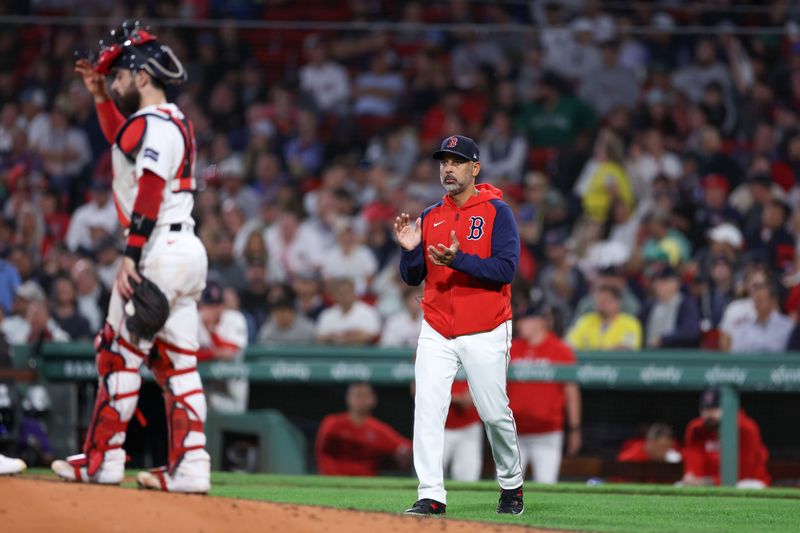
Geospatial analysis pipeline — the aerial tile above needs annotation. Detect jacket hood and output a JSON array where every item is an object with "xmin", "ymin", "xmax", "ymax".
[{"xmin": 443, "ymin": 183, "xmax": 503, "ymax": 209}]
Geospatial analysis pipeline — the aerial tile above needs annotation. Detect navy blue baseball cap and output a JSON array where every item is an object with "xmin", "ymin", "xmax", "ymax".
[
  {"xmin": 201, "ymin": 280, "xmax": 224, "ymax": 305},
  {"xmin": 432, "ymin": 135, "xmax": 480, "ymax": 162},
  {"xmin": 699, "ymin": 388, "xmax": 720, "ymax": 409},
  {"xmin": 519, "ymin": 299, "xmax": 551, "ymax": 319}
]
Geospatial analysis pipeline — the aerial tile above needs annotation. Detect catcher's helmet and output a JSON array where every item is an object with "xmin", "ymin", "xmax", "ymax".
[{"xmin": 94, "ymin": 19, "xmax": 187, "ymax": 86}]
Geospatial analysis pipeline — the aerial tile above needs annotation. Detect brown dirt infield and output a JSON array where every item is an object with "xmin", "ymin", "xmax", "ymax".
[{"xmin": 0, "ymin": 477, "xmax": 569, "ymax": 533}]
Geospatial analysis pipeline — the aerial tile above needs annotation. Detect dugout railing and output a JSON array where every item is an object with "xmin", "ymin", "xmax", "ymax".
[{"xmin": 9, "ymin": 343, "xmax": 800, "ymax": 486}]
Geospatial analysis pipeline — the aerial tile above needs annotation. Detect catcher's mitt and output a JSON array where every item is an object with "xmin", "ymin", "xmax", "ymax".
[{"xmin": 125, "ymin": 275, "xmax": 169, "ymax": 339}]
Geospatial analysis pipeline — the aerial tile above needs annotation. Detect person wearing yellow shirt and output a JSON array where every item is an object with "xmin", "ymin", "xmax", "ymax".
[
  {"xmin": 567, "ymin": 285, "xmax": 642, "ymax": 351},
  {"xmin": 580, "ymin": 130, "xmax": 634, "ymax": 222}
]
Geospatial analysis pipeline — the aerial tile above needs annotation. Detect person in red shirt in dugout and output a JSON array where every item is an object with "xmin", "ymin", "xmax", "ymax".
[
  {"xmin": 508, "ymin": 300, "xmax": 582, "ymax": 484},
  {"xmin": 681, "ymin": 389, "xmax": 770, "ymax": 488},
  {"xmin": 443, "ymin": 380, "xmax": 483, "ymax": 481},
  {"xmin": 617, "ymin": 423, "xmax": 682, "ymax": 464},
  {"xmin": 316, "ymin": 383, "xmax": 412, "ymax": 476}
]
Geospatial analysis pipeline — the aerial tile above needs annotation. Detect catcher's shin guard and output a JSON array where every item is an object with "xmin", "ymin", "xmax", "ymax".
[
  {"xmin": 52, "ymin": 324, "xmax": 146, "ymax": 483},
  {"xmin": 149, "ymin": 339, "xmax": 210, "ymax": 480}
]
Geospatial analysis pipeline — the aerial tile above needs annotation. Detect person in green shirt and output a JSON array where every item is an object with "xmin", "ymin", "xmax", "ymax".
[{"xmin": 516, "ymin": 71, "xmax": 597, "ymax": 148}]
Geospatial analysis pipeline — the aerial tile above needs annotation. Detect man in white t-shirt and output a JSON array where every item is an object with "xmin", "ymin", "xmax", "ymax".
[
  {"xmin": 718, "ymin": 266, "xmax": 766, "ymax": 351},
  {"xmin": 64, "ymin": 181, "xmax": 119, "ymax": 253},
  {"xmin": 316, "ymin": 278, "xmax": 381, "ymax": 345},
  {"xmin": 321, "ymin": 217, "xmax": 378, "ymax": 296},
  {"xmin": 299, "ymin": 36, "xmax": 350, "ymax": 114},
  {"xmin": 198, "ymin": 281, "xmax": 249, "ymax": 414},
  {"xmin": 380, "ymin": 286, "xmax": 423, "ymax": 347}
]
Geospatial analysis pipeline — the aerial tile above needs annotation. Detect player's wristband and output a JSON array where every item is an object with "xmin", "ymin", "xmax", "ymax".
[{"xmin": 124, "ymin": 212, "xmax": 156, "ymax": 263}]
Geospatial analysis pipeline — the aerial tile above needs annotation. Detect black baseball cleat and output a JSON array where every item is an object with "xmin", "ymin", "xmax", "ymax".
[
  {"xmin": 405, "ymin": 498, "xmax": 446, "ymax": 515},
  {"xmin": 497, "ymin": 486, "xmax": 524, "ymax": 515}
]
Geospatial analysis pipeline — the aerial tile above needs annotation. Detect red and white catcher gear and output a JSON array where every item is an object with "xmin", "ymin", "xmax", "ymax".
[
  {"xmin": 136, "ymin": 338, "xmax": 210, "ymax": 493},
  {"xmin": 52, "ymin": 323, "xmax": 147, "ymax": 484}
]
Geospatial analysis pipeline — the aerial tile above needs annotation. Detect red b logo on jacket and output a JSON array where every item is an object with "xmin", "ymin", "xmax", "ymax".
[{"xmin": 447, "ymin": 136, "xmax": 458, "ymax": 148}]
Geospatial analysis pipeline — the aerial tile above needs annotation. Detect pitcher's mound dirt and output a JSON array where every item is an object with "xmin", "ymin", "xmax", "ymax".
[{"xmin": 0, "ymin": 477, "xmax": 565, "ymax": 533}]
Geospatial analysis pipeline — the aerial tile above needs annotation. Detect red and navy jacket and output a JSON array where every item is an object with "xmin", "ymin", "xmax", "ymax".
[{"xmin": 400, "ymin": 183, "xmax": 519, "ymax": 338}]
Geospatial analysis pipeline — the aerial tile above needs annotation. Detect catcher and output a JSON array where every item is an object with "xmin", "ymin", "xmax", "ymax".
[{"xmin": 51, "ymin": 20, "xmax": 210, "ymax": 493}]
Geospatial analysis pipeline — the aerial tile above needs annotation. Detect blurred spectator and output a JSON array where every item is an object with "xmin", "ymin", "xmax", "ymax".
[
  {"xmin": 671, "ymin": 39, "xmax": 733, "ymax": 108},
  {"xmin": 283, "ymin": 109, "xmax": 324, "ymax": 179},
  {"xmin": 638, "ymin": 210, "xmax": 691, "ymax": 267},
  {"xmin": 94, "ymin": 236, "xmax": 121, "ymax": 292},
  {"xmin": 365, "ymin": 128, "xmax": 419, "ymax": 180},
  {"xmin": 479, "ymin": 111, "xmax": 527, "ymax": 184},
  {"xmin": 698, "ymin": 127, "xmax": 743, "ymax": 188},
  {"xmin": 316, "ymin": 383, "xmax": 411, "ymax": 476},
  {"xmin": 299, "ymin": 35, "xmax": 351, "ymax": 115},
  {"xmin": 695, "ymin": 256, "xmax": 736, "ymax": 348},
  {"xmin": 70, "ymin": 258, "xmax": 108, "ymax": 333},
  {"xmin": 681, "ymin": 389, "xmax": 770, "ymax": 488},
  {"xmin": 208, "ymin": 230, "xmax": 247, "ymax": 292},
  {"xmin": 64, "ymin": 181, "xmax": 117, "ymax": 253},
  {"xmin": 517, "ymin": 71, "xmax": 596, "ymax": 148},
  {"xmin": 729, "ymin": 280, "xmax": 793, "ymax": 354},
  {"xmin": 577, "ymin": 129, "xmax": 634, "ymax": 222},
  {"xmin": 379, "ymin": 286, "xmax": 423, "ymax": 347},
  {"xmin": 217, "ymin": 155, "xmax": 260, "ymax": 219},
  {"xmin": 744, "ymin": 195, "xmax": 795, "ymax": 274},
  {"xmin": 627, "ymin": 129, "xmax": 682, "ymax": 202},
  {"xmin": 0, "ymin": 256, "xmax": 21, "ymax": 314},
  {"xmin": 353, "ymin": 50, "xmax": 404, "ymax": 118},
  {"xmin": 579, "ymin": 38, "xmax": 639, "ymax": 118},
  {"xmin": 292, "ymin": 272, "xmax": 326, "ymax": 322},
  {"xmin": 198, "ymin": 281, "xmax": 249, "ymax": 414},
  {"xmin": 617, "ymin": 423, "xmax": 681, "ymax": 463},
  {"xmin": 316, "ymin": 278, "xmax": 381, "ymax": 345},
  {"xmin": 509, "ymin": 301, "xmax": 581, "ymax": 484},
  {"xmin": 573, "ymin": 265, "xmax": 641, "ymax": 321},
  {"xmin": 692, "ymin": 175, "xmax": 741, "ymax": 246},
  {"xmin": 37, "ymin": 107, "xmax": 91, "ymax": 195},
  {"xmin": 1, "ymin": 281, "xmax": 68, "ymax": 344},
  {"xmin": 641, "ymin": 266, "xmax": 701, "ymax": 348},
  {"xmin": 718, "ymin": 265, "xmax": 767, "ymax": 352},
  {"xmin": 567, "ymin": 285, "xmax": 642, "ymax": 351},
  {"xmin": 49, "ymin": 275, "xmax": 92, "ymax": 340},
  {"xmin": 257, "ymin": 292, "xmax": 315, "ymax": 345},
  {"xmin": 538, "ymin": 228, "xmax": 587, "ymax": 326},
  {"xmin": 443, "ymin": 381, "xmax": 482, "ymax": 482},
  {"xmin": 264, "ymin": 208, "xmax": 325, "ymax": 282},
  {"xmin": 321, "ymin": 217, "xmax": 378, "ymax": 296},
  {"xmin": 238, "ymin": 259, "xmax": 271, "ymax": 336}
]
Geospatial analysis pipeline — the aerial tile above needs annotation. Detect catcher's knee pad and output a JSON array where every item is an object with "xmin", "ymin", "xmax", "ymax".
[
  {"xmin": 150, "ymin": 339, "xmax": 207, "ymax": 474},
  {"xmin": 83, "ymin": 323, "xmax": 144, "ymax": 476}
]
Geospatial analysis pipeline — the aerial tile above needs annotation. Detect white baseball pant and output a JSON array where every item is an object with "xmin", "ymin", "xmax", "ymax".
[
  {"xmin": 414, "ymin": 319, "xmax": 523, "ymax": 504},
  {"xmin": 443, "ymin": 421, "xmax": 483, "ymax": 481},
  {"xmin": 518, "ymin": 431, "xmax": 563, "ymax": 484},
  {"xmin": 103, "ymin": 227, "xmax": 210, "ymax": 476}
]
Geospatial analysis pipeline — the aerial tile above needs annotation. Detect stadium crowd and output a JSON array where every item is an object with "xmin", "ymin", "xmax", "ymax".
[{"xmin": 1, "ymin": 0, "xmax": 800, "ymax": 357}]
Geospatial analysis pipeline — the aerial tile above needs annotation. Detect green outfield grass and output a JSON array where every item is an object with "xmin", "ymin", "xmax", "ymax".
[
  {"xmin": 26, "ymin": 471, "xmax": 800, "ymax": 532},
  {"xmin": 205, "ymin": 473, "xmax": 799, "ymax": 533}
]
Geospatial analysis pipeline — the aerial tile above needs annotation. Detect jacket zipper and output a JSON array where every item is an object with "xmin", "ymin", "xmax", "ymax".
[{"xmin": 450, "ymin": 210, "xmax": 459, "ymax": 337}]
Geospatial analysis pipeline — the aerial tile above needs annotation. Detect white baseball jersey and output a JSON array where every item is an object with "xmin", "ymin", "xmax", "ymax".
[
  {"xmin": 200, "ymin": 309, "xmax": 249, "ymax": 414},
  {"xmin": 111, "ymin": 103, "xmax": 196, "ymax": 228}
]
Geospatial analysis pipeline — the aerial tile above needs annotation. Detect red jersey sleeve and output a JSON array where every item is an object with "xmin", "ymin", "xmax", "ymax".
[
  {"xmin": 738, "ymin": 415, "xmax": 770, "ymax": 484},
  {"xmin": 96, "ymin": 99, "xmax": 126, "ymax": 144},
  {"xmin": 682, "ymin": 420, "xmax": 709, "ymax": 478},
  {"xmin": 315, "ymin": 415, "xmax": 341, "ymax": 476},
  {"xmin": 370, "ymin": 419, "xmax": 411, "ymax": 455}
]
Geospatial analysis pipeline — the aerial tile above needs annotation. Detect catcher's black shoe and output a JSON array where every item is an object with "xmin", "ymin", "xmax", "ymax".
[
  {"xmin": 405, "ymin": 498, "xmax": 446, "ymax": 515},
  {"xmin": 497, "ymin": 486, "xmax": 524, "ymax": 515}
]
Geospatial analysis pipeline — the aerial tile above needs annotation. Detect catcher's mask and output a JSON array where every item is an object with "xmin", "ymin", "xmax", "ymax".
[{"xmin": 93, "ymin": 19, "xmax": 187, "ymax": 86}]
